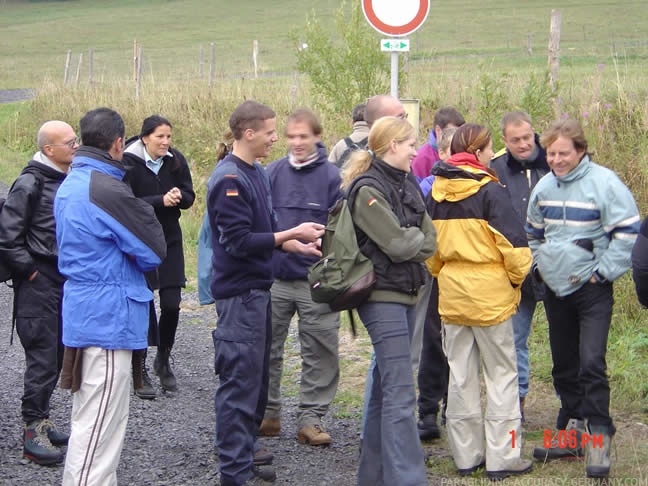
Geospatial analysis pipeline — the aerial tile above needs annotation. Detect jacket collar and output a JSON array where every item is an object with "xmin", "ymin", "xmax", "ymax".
[
  {"xmin": 553, "ymin": 154, "xmax": 592, "ymax": 183},
  {"xmin": 72, "ymin": 146, "xmax": 126, "ymax": 178}
]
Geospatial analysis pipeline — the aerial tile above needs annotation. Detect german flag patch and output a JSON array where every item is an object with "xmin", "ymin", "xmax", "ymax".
[
  {"xmin": 226, "ymin": 189, "xmax": 239, "ymax": 197},
  {"xmin": 368, "ymin": 197, "xmax": 377, "ymax": 206}
]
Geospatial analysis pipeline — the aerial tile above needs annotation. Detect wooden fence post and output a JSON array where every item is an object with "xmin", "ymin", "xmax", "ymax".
[
  {"xmin": 75, "ymin": 52, "xmax": 83, "ymax": 86},
  {"xmin": 548, "ymin": 9, "xmax": 561, "ymax": 91},
  {"xmin": 253, "ymin": 40, "xmax": 259, "ymax": 79},
  {"xmin": 88, "ymin": 48, "xmax": 94, "ymax": 85},
  {"xmin": 208, "ymin": 42, "xmax": 215, "ymax": 88},
  {"xmin": 133, "ymin": 40, "xmax": 139, "ymax": 82},
  {"xmin": 63, "ymin": 49, "xmax": 71, "ymax": 84},
  {"xmin": 135, "ymin": 46, "xmax": 143, "ymax": 99},
  {"xmin": 199, "ymin": 44, "xmax": 204, "ymax": 79}
]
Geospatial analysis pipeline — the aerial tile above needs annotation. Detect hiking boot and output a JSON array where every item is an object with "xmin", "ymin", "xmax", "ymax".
[
  {"xmin": 487, "ymin": 458, "xmax": 533, "ymax": 480},
  {"xmin": 296, "ymin": 424, "xmax": 332, "ymax": 446},
  {"xmin": 134, "ymin": 352, "xmax": 157, "ymax": 400},
  {"xmin": 259, "ymin": 417, "xmax": 280, "ymax": 437},
  {"xmin": 40, "ymin": 419, "xmax": 70, "ymax": 446},
  {"xmin": 457, "ymin": 460, "xmax": 485, "ymax": 477},
  {"xmin": 240, "ymin": 465, "xmax": 277, "ymax": 484},
  {"xmin": 253, "ymin": 446, "xmax": 274, "ymax": 466},
  {"xmin": 23, "ymin": 420, "xmax": 64, "ymax": 466},
  {"xmin": 418, "ymin": 413, "xmax": 441, "ymax": 440},
  {"xmin": 533, "ymin": 418, "xmax": 585, "ymax": 461},
  {"xmin": 154, "ymin": 347, "xmax": 177, "ymax": 392},
  {"xmin": 585, "ymin": 423, "xmax": 614, "ymax": 478}
]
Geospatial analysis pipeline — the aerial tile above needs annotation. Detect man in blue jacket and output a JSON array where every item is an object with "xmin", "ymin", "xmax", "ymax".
[
  {"xmin": 259, "ymin": 108, "xmax": 342, "ymax": 446},
  {"xmin": 207, "ymin": 100, "xmax": 325, "ymax": 486},
  {"xmin": 55, "ymin": 107, "xmax": 166, "ymax": 485},
  {"xmin": 526, "ymin": 119, "xmax": 639, "ymax": 478}
]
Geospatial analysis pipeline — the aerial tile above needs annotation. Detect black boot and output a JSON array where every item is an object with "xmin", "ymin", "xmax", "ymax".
[
  {"xmin": 134, "ymin": 350, "xmax": 157, "ymax": 400},
  {"xmin": 154, "ymin": 347, "xmax": 177, "ymax": 392}
]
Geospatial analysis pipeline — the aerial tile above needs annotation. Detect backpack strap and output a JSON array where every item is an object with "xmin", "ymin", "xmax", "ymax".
[{"xmin": 343, "ymin": 137, "xmax": 354, "ymax": 148}]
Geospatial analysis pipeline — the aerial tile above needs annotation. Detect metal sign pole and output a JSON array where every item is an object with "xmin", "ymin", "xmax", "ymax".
[{"xmin": 390, "ymin": 50, "xmax": 398, "ymax": 99}]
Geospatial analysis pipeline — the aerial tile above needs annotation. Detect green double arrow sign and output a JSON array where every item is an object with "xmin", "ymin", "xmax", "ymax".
[{"xmin": 380, "ymin": 39, "xmax": 410, "ymax": 52}]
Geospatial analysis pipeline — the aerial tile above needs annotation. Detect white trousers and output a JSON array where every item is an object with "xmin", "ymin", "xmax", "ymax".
[
  {"xmin": 63, "ymin": 347, "xmax": 132, "ymax": 486},
  {"xmin": 443, "ymin": 319, "xmax": 523, "ymax": 471}
]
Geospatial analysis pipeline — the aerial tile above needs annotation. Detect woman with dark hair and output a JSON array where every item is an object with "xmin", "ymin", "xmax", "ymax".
[
  {"xmin": 123, "ymin": 115, "xmax": 195, "ymax": 396},
  {"xmin": 426, "ymin": 123, "xmax": 532, "ymax": 479},
  {"xmin": 342, "ymin": 116, "xmax": 437, "ymax": 486}
]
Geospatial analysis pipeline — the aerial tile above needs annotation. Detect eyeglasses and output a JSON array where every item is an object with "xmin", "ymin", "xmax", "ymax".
[
  {"xmin": 48, "ymin": 137, "xmax": 80, "ymax": 149},
  {"xmin": 397, "ymin": 112, "xmax": 408, "ymax": 120}
]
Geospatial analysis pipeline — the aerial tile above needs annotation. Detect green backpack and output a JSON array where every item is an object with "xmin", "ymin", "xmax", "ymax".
[{"xmin": 307, "ymin": 182, "xmax": 376, "ymax": 314}]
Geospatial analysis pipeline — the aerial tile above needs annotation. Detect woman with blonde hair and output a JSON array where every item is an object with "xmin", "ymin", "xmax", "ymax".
[
  {"xmin": 426, "ymin": 123, "xmax": 533, "ymax": 479},
  {"xmin": 343, "ymin": 116, "xmax": 437, "ymax": 486}
]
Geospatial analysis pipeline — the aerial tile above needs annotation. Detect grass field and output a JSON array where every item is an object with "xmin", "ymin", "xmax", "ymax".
[{"xmin": 0, "ymin": 0, "xmax": 647, "ymax": 482}]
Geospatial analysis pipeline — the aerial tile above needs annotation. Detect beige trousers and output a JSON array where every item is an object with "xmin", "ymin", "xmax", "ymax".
[
  {"xmin": 63, "ymin": 347, "xmax": 132, "ymax": 486},
  {"xmin": 443, "ymin": 319, "xmax": 523, "ymax": 471}
]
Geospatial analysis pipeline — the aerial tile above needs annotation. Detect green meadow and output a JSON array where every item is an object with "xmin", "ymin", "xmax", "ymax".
[{"xmin": 0, "ymin": 0, "xmax": 647, "ymax": 481}]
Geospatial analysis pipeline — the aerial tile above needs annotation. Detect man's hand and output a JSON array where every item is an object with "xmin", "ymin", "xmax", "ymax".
[
  {"xmin": 292, "ymin": 222, "xmax": 325, "ymax": 242},
  {"xmin": 282, "ymin": 240, "xmax": 322, "ymax": 257}
]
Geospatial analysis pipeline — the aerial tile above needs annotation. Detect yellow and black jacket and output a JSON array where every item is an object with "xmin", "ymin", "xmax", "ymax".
[{"xmin": 425, "ymin": 153, "xmax": 532, "ymax": 326}]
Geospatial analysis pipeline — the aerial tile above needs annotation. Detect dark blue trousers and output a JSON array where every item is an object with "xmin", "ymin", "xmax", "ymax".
[
  {"xmin": 213, "ymin": 289, "xmax": 271, "ymax": 486},
  {"xmin": 417, "ymin": 280, "xmax": 449, "ymax": 418},
  {"xmin": 544, "ymin": 281, "xmax": 614, "ymax": 430}
]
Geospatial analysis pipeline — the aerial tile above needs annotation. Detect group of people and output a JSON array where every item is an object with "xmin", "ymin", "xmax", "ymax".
[
  {"xmin": 0, "ymin": 93, "xmax": 646, "ymax": 486},
  {"xmin": 0, "ymin": 109, "xmax": 193, "ymax": 483}
]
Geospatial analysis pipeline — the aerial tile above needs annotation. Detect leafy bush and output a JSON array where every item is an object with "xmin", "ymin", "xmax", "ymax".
[{"xmin": 290, "ymin": 0, "xmax": 389, "ymax": 113}]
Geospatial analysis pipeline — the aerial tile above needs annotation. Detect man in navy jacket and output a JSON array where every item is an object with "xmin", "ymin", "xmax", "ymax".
[
  {"xmin": 207, "ymin": 100, "xmax": 324, "ymax": 486},
  {"xmin": 260, "ymin": 108, "xmax": 342, "ymax": 446}
]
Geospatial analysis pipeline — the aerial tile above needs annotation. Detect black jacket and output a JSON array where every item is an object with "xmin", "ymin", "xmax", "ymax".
[
  {"xmin": 123, "ymin": 141, "xmax": 195, "ymax": 289},
  {"xmin": 348, "ymin": 159, "xmax": 429, "ymax": 297},
  {"xmin": 632, "ymin": 216, "xmax": 648, "ymax": 308},
  {"xmin": 490, "ymin": 134, "xmax": 549, "ymax": 300},
  {"xmin": 0, "ymin": 160, "xmax": 66, "ymax": 283}
]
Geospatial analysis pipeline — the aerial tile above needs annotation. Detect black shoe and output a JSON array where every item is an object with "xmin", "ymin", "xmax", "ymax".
[
  {"xmin": 253, "ymin": 447, "xmax": 274, "ymax": 466},
  {"xmin": 250, "ymin": 465, "xmax": 276, "ymax": 483},
  {"xmin": 154, "ymin": 348, "xmax": 178, "ymax": 392},
  {"xmin": 487, "ymin": 459, "xmax": 532, "ymax": 480},
  {"xmin": 23, "ymin": 420, "xmax": 64, "ymax": 466},
  {"xmin": 585, "ymin": 423, "xmax": 613, "ymax": 478},
  {"xmin": 418, "ymin": 414, "xmax": 441, "ymax": 440},
  {"xmin": 458, "ymin": 461, "xmax": 485, "ymax": 477}
]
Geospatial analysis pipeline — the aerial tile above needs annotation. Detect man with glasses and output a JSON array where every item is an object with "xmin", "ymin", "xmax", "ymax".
[{"xmin": 0, "ymin": 121, "xmax": 78, "ymax": 465}]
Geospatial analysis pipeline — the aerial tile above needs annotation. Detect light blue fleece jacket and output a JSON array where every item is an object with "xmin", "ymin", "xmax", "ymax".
[{"xmin": 526, "ymin": 155, "xmax": 640, "ymax": 297}]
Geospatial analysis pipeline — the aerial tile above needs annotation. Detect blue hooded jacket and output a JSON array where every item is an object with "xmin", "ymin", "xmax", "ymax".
[{"xmin": 55, "ymin": 147, "xmax": 166, "ymax": 349}]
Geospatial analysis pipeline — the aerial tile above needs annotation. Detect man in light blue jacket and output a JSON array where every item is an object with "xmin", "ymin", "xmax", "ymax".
[
  {"xmin": 55, "ymin": 108, "xmax": 166, "ymax": 485},
  {"xmin": 526, "ymin": 119, "xmax": 639, "ymax": 479}
]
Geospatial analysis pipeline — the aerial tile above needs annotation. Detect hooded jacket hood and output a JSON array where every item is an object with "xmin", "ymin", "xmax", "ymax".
[{"xmin": 431, "ymin": 153, "xmax": 498, "ymax": 203}]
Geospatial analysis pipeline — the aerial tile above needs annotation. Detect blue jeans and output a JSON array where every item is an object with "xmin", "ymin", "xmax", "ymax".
[
  {"xmin": 213, "ymin": 289, "xmax": 271, "ymax": 486},
  {"xmin": 511, "ymin": 291, "xmax": 537, "ymax": 398},
  {"xmin": 357, "ymin": 302, "xmax": 427, "ymax": 486}
]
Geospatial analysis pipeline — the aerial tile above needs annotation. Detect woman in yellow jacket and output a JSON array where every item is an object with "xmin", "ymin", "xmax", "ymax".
[{"xmin": 426, "ymin": 124, "xmax": 533, "ymax": 480}]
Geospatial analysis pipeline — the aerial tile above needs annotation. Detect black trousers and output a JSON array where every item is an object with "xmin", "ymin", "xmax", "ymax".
[
  {"xmin": 544, "ymin": 281, "xmax": 614, "ymax": 429},
  {"xmin": 14, "ymin": 273, "xmax": 63, "ymax": 423},
  {"xmin": 148, "ymin": 286, "xmax": 182, "ymax": 350},
  {"xmin": 417, "ymin": 280, "xmax": 449, "ymax": 418}
]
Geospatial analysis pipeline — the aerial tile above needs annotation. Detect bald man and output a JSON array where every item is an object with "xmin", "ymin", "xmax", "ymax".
[
  {"xmin": 364, "ymin": 94, "xmax": 407, "ymax": 125},
  {"xmin": 0, "ymin": 120, "xmax": 78, "ymax": 465}
]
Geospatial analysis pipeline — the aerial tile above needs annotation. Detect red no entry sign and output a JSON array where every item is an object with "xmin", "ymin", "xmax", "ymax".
[{"xmin": 362, "ymin": 0, "xmax": 430, "ymax": 37}]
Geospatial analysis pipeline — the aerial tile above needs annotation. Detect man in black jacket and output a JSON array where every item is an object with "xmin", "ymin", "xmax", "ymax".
[
  {"xmin": 0, "ymin": 120, "xmax": 78, "ymax": 465},
  {"xmin": 490, "ymin": 111, "xmax": 549, "ymax": 421}
]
